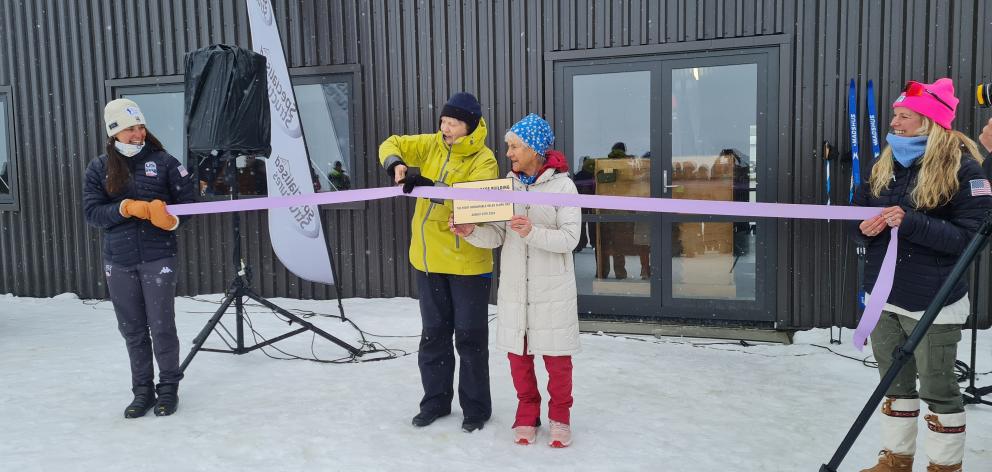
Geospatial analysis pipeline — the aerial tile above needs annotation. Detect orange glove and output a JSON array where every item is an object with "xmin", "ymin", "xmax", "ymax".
[
  {"xmin": 148, "ymin": 200, "xmax": 179, "ymax": 231},
  {"xmin": 120, "ymin": 199, "xmax": 151, "ymax": 219}
]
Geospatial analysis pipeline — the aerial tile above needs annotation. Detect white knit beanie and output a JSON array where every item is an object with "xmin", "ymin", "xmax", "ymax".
[{"xmin": 103, "ymin": 98, "xmax": 145, "ymax": 137}]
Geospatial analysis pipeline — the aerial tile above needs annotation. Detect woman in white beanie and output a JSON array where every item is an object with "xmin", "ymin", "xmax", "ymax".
[{"xmin": 82, "ymin": 98, "xmax": 194, "ymax": 417}]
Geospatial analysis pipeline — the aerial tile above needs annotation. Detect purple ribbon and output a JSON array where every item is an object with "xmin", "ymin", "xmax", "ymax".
[
  {"xmin": 168, "ymin": 186, "xmax": 404, "ymax": 216},
  {"xmin": 410, "ymin": 187, "xmax": 883, "ymax": 220},
  {"xmin": 853, "ymin": 228, "xmax": 898, "ymax": 349},
  {"xmin": 169, "ymin": 185, "xmax": 891, "ymax": 351}
]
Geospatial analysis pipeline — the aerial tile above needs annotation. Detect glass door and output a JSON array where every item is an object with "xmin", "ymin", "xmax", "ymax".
[
  {"xmin": 565, "ymin": 63, "xmax": 663, "ymax": 317},
  {"xmin": 559, "ymin": 48, "xmax": 778, "ymax": 322},
  {"xmin": 659, "ymin": 53, "xmax": 777, "ymax": 322}
]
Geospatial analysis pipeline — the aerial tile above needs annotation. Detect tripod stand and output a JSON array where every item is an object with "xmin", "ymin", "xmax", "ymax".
[
  {"xmin": 821, "ymin": 210, "xmax": 992, "ymax": 471},
  {"xmin": 179, "ymin": 155, "xmax": 360, "ymax": 373},
  {"xmin": 962, "ymin": 251, "xmax": 992, "ymax": 406}
]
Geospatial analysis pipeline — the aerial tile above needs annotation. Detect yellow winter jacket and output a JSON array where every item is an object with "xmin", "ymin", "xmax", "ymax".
[{"xmin": 379, "ymin": 118, "xmax": 499, "ymax": 275}]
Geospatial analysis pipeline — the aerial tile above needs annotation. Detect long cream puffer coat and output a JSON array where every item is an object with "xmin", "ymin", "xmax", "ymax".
[{"xmin": 463, "ymin": 169, "xmax": 581, "ymax": 356}]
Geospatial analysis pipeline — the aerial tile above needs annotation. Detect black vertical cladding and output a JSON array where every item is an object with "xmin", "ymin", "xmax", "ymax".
[{"xmin": 0, "ymin": 0, "xmax": 988, "ymax": 329}]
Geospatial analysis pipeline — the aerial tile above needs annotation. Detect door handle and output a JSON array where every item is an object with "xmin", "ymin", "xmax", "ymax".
[{"xmin": 663, "ymin": 170, "xmax": 682, "ymax": 194}]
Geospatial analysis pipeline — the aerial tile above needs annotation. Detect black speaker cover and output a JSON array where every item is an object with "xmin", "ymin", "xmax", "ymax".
[{"xmin": 184, "ymin": 44, "xmax": 271, "ymax": 157}]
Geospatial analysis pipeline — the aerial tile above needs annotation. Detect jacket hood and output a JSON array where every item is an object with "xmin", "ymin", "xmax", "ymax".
[
  {"xmin": 435, "ymin": 117, "xmax": 489, "ymax": 157},
  {"xmin": 513, "ymin": 149, "xmax": 570, "ymax": 183},
  {"xmin": 543, "ymin": 150, "xmax": 569, "ymax": 173}
]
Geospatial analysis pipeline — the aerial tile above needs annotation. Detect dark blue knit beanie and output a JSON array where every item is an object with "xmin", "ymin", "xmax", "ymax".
[{"xmin": 440, "ymin": 92, "xmax": 482, "ymax": 134}]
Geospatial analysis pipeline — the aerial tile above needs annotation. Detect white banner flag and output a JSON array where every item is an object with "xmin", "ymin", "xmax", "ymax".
[{"xmin": 247, "ymin": 0, "xmax": 334, "ymax": 284}]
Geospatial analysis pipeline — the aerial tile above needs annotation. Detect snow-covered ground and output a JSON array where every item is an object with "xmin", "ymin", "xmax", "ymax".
[{"xmin": 1, "ymin": 293, "xmax": 990, "ymax": 471}]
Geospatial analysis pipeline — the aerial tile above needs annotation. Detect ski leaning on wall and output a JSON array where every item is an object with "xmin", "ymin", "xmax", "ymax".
[
  {"xmin": 856, "ymin": 80, "xmax": 882, "ymax": 312},
  {"xmin": 825, "ymin": 142, "xmax": 832, "ymax": 206},
  {"xmin": 849, "ymin": 79, "xmax": 867, "ymax": 312},
  {"xmin": 866, "ymin": 80, "xmax": 882, "ymax": 161},
  {"xmin": 848, "ymin": 79, "xmax": 862, "ymax": 204}
]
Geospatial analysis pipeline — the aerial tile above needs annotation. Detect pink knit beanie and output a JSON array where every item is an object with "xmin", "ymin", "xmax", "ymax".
[{"xmin": 891, "ymin": 78, "xmax": 958, "ymax": 130}]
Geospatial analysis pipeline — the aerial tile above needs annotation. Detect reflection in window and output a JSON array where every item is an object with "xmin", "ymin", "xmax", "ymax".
[
  {"xmin": 126, "ymin": 89, "xmax": 268, "ymax": 197},
  {"xmin": 574, "ymin": 216, "xmax": 652, "ymax": 298},
  {"xmin": 573, "ymin": 71, "xmax": 651, "ymax": 168},
  {"xmin": 672, "ymin": 147, "xmax": 753, "ymax": 203},
  {"xmin": 669, "ymin": 63, "xmax": 758, "ymax": 301},
  {"xmin": 593, "ymin": 158, "xmax": 651, "ymax": 289},
  {"xmin": 572, "ymin": 70, "xmax": 652, "ymax": 297},
  {"xmin": 0, "ymin": 98, "xmax": 10, "ymax": 196},
  {"xmin": 670, "ymin": 64, "xmax": 757, "ymax": 203},
  {"xmin": 295, "ymin": 81, "xmax": 352, "ymax": 191},
  {"xmin": 123, "ymin": 91, "xmax": 185, "ymax": 164},
  {"xmin": 672, "ymin": 220, "xmax": 756, "ymax": 300}
]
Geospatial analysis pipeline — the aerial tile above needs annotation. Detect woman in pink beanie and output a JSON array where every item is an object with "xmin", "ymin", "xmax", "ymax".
[{"xmin": 855, "ymin": 78, "xmax": 990, "ymax": 472}]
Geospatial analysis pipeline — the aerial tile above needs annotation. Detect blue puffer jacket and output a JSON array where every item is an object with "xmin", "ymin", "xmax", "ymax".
[
  {"xmin": 83, "ymin": 146, "xmax": 195, "ymax": 266},
  {"xmin": 854, "ymin": 155, "xmax": 992, "ymax": 311}
]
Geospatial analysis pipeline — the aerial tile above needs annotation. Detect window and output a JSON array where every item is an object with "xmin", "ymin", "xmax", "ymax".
[
  {"xmin": 0, "ymin": 86, "xmax": 16, "ymax": 207},
  {"xmin": 573, "ymin": 71, "xmax": 652, "ymax": 165},
  {"xmin": 106, "ymin": 65, "xmax": 362, "ymax": 200},
  {"xmin": 123, "ymin": 88, "xmax": 185, "ymax": 164},
  {"xmin": 292, "ymin": 70, "xmax": 357, "ymax": 192},
  {"xmin": 107, "ymin": 77, "xmax": 186, "ymax": 165}
]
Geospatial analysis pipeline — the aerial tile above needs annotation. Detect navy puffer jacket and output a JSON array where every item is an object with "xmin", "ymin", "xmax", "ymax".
[
  {"xmin": 854, "ymin": 155, "xmax": 992, "ymax": 311},
  {"xmin": 83, "ymin": 146, "xmax": 195, "ymax": 266}
]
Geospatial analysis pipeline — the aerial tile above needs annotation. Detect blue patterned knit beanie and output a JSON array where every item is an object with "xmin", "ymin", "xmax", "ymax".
[{"xmin": 508, "ymin": 113, "xmax": 554, "ymax": 156}]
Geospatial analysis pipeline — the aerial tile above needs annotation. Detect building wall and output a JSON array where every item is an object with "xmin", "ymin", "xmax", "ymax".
[{"xmin": 0, "ymin": 0, "xmax": 989, "ymax": 328}]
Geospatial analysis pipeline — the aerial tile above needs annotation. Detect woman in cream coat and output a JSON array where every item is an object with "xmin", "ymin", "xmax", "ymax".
[{"xmin": 449, "ymin": 113, "xmax": 581, "ymax": 448}]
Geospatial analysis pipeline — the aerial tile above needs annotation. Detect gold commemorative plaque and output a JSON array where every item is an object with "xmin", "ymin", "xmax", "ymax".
[{"xmin": 452, "ymin": 178, "xmax": 514, "ymax": 224}]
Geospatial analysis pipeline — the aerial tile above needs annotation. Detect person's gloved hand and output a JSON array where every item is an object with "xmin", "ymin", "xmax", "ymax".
[
  {"xmin": 120, "ymin": 199, "xmax": 151, "ymax": 219},
  {"xmin": 148, "ymin": 200, "xmax": 179, "ymax": 231},
  {"xmin": 399, "ymin": 168, "xmax": 435, "ymax": 194}
]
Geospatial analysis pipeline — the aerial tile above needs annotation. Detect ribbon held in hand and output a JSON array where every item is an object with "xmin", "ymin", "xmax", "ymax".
[
  {"xmin": 168, "ymin": 185, "xmax": 894, "ymax": 351},
  {"xmin": 148, "ymin": 200, "xmax": 179, "ymax": 231},
  {"xmin": 399, "ymin": 167, "xmax": 435, "ymax": 194}
]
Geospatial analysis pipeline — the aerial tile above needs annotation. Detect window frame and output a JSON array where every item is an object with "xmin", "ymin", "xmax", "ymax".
[
  {"xmin": 104, "ymin": 63, "xmax": 365, "ymax": 210},
  {"xmin": 0, "ymin": 85, "xmax": 19, "ymax": 210}
]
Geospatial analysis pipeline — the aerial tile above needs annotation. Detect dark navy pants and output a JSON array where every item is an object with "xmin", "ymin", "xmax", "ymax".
[
  {"xmin": 105, "ymin": 256, "xmax": 183, "ymax": 387},
  {"xmin": 415, "ymin": 270, "xmax": 492, "ymax": 421}
]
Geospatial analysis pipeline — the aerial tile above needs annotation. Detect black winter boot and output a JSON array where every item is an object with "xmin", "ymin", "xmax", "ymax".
[
  {"xmin": 462, "ymin": 416, "xmax": 489, "ymax": 433},
  {"xmin": 154, "ymin": 383, "xmax": 179, "ymax": 416},
  {"xmin": 411, "ymin": 410, "xmax": 450, "ymax": 427},
  {"xmin": 124, "ymin": 384, "xmax": 157, "ymax": 418}
]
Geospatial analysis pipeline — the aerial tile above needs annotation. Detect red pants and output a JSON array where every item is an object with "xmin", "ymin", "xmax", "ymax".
[{"xmin": 508, "ymin": 338, "xmax": 573, "ymax": 427}]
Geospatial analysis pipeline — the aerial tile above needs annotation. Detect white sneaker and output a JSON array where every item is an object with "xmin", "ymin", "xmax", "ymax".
[
  {"xmin": 513, "ymin": 425, "xmax": 537, "ymax": 445},
  {"xmin": 549, "ymin": 420, "xmax": 571, "ymax": 448}
]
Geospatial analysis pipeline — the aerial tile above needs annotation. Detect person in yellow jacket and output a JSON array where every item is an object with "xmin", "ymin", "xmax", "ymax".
[{"xmin": 378, "ymin": 92, "xmax": 499, "ymax": 432}]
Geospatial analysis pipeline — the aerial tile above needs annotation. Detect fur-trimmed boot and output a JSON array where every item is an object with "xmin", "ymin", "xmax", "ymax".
[
  {"xmin": 924, "ymin": 409, "xmax": 965, "ymax": 472},
  {"xmin": 860, "ymin": 397, "xmax": 919, "ymax": 472}
]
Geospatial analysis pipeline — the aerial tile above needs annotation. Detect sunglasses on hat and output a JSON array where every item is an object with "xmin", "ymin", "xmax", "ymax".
[{"xmin": 902, "ymin": 81, "xmax": 953, "ymax": 111}]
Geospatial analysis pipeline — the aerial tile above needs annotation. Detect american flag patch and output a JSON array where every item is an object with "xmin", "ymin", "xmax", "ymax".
[
  {"xmin": 969, "ymin": 179, "xmax": 992, "ymax": 196},
  {"xmin": 177, "ymin": 165, "xmax": 189, "ymax": 177}
]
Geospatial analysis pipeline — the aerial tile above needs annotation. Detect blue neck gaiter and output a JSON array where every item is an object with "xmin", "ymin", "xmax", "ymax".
[
  {"xmin": 886, "ymin": 133, "xmax": 928, "ymax": 168},
  {"xmin": 518, "ymin": 173, "xmax": 537, "ymax": 185}
]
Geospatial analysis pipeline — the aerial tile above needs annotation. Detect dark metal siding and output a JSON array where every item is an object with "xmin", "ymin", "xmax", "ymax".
[{"xmin": 0, "ymin": 0, "xmax": 989, "ymax": 329}]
